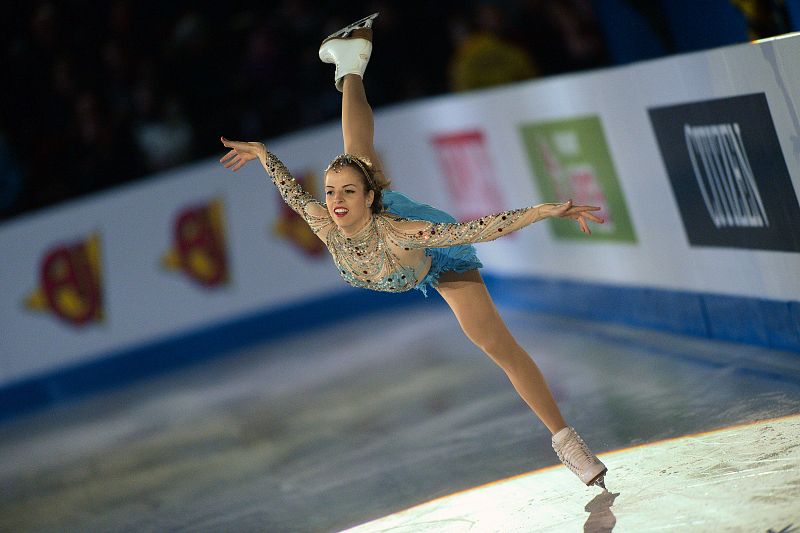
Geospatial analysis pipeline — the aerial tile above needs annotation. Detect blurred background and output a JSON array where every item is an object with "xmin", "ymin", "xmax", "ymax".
[{"xmin": 1, "ymin": 0, "xmax": 797, "ymax": 220}]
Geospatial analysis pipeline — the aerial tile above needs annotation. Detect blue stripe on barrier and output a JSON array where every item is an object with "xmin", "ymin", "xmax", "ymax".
[
  {"xmin": 482, "ymin": 274, "xmax": 800, "ymax": 353},
  {"xmin": 0, "ymin": 287, "xmax": 431, "ymax": 422},
  {"xmin": 1, "ymin": 275, "xmax": 798, "ymax": 422}
]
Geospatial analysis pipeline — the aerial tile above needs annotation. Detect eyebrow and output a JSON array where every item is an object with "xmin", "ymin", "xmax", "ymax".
[{"xmin": 325, "ymin": 184, "xmax": 357, "ymax": 188}]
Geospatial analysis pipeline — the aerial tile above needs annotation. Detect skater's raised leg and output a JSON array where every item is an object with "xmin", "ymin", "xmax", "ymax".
[
  {"xmin": 341, "ymin": 74, "xmax": 385, "ymax": 178},
  {"xmin": 320, "ymin": 13, "xmax": 386, "ymax": 180}
]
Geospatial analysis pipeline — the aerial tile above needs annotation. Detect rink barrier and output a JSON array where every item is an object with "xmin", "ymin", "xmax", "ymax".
[
  {"xmin": 484, "ymin": 275, "xmax": 800, "ymax": 352},
  {"xmin": 1, "ymin": 274, "xmax": 797, "ymax": 422},
  {"xmin": 0, "ymin": 288, "xmax": 426, "ymax": 422}
]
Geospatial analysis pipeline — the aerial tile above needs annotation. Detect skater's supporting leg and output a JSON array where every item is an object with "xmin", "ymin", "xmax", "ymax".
[
  {"xmin": 436, "ymin": 270, "xmax": 568, "ymax": 435},
  {"xmin": 341, "ymin": 74, "xmax": 385, "ymax": 178}
]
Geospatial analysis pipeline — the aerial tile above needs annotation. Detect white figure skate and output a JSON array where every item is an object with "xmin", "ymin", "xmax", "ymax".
[
  {"xmin": 552, "ymin": 426, "xmax": 608, "ymax": 489},
  {"xmin": 319, "ymin": 13, "xmax": 379, "ymax": 92}
]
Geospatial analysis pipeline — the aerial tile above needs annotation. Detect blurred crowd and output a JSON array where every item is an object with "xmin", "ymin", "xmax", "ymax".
[{"xmin": 1, "ymin": 0, "xmax": 613, "ymax": 220}]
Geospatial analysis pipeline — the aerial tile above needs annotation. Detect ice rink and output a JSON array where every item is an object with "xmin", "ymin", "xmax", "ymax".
[{"xmin": 1, "ymin": 305, "xmax": 799, "ymax": 532}]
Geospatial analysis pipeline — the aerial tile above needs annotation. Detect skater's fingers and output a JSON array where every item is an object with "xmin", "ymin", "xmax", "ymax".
[
  {"xmin": 220, "ymin": 136, "xmax": 242, "ymax": 148},
  {"xmin": 563, "ymin": 206, "xmax": 603, "ymax": 225},
  {"xmin": 584, "ymin": 212, "xmax": 604, "ymax": 223},
  {"xmin": 565, "ymin": 207, "xmax": 601, "ymax": 220},
  {"xmin": 223, "ymin": 155, "xmax": 241, "ymax": 169},
  {"xmin": 573, "ymin": 207, "xmax": 604, "ymax": 224},
  {"xmin": 232, "ymin": 158, "xmax": 247, "ymax": 171},
  {"xmin": 221, "ymin": 138, "xmax": 248, "ymax": 151},
  {"xmin": 219, "ymin": 149, "xmax": 237, "ymax": 163},
  {"xmin": 579, "ymin": 216, "xmax": 591, "ymax": 235},
  {"xmin": 569, "ymin": 205, "xmax": 600, "ymax": 215}
]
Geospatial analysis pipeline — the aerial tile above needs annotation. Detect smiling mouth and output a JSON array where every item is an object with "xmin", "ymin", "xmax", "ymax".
[{"xmin": 334, "ymin": 207, "xmax": 349, "ymax": 218}]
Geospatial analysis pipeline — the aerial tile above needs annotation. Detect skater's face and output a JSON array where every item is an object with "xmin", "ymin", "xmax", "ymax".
[{"xmin": 325, "ymin": 165, "xmax": 375, "ymax": 234}]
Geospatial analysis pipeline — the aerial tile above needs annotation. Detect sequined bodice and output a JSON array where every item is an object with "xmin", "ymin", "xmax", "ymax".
[
  {"xmin": 325, "ymin": 215, "xmax": 431, "ymax": 292},
  {"xmin": 262, "ymin": 151, "xmax": 543, "ymax": 293}
]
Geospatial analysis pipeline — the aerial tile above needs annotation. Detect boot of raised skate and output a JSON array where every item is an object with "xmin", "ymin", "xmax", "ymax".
[{"xmin": 318, "ymin": 13, "xmax": 378, "ymax": 92}]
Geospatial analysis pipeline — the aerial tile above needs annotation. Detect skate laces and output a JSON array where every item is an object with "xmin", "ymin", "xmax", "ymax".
[{"xmin": 553, "ymin": 427, "xmax": 597, "ymax": 473}]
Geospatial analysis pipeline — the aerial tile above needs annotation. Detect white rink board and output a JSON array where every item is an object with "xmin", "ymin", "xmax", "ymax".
[{"xmin": 1, "ymin": 36, "xmax": 799, "ymax": 386}]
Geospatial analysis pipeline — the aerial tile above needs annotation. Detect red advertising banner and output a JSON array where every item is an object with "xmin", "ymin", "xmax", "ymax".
[{"xmin": 431, "ymin": 131, "xmax": 504, "ymax": 220}]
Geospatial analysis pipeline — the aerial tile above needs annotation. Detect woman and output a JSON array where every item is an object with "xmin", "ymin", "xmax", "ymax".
[{"xmin": 220, "ymin": 13, "xmax": 607, "ymax": 489}]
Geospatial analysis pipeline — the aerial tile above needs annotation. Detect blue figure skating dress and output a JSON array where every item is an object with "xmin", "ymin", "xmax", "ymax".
[{"xmin": 382, "ymin": 190, "xmax": 482, "ymax": 295}]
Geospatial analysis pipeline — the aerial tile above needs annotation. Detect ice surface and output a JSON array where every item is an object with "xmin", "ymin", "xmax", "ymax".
[{"xmin": 0, "ymin": 307, "xmax": 798, "ymax": 532}]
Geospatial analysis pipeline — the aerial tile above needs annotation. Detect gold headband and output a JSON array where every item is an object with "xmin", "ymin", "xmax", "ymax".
[{"xmin": 326, "ymin": 153, "xmax": 377, "ymax": 191}]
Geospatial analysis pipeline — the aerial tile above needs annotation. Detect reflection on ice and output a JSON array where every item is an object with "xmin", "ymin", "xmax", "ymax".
[{"xmin": 584, "ymin": 490, "xmax": 619, "ymax": 533}]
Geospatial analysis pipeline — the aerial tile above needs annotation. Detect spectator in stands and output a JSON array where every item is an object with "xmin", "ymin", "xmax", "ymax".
[
  {"xmin": 509, "ymin": 0, "xmax": 609, "ymax": 76},
  {"xmin": 0, "ymin": 1, "xmax": 616, "ymax": 221},
  {"xmin": 731, "ymin": 0, "xmax": 792, "ymax": 39},
  {"xmin": 448, "ymin": 3, "xmax": 539, "ymax": 92}
]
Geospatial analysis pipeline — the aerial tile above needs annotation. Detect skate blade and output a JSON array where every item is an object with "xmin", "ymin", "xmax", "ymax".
[
  {"xmin": 323, "ymin": 13, "xmax": 379, "ymax": 43},
  {"xmin": 589, "ymin": 468, "xmax": 608, "ymax": 490}
]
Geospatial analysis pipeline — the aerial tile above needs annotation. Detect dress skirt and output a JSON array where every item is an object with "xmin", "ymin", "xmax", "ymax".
[{"xmin": 382, "ymin": 190, "xmax": 483, "ymax": 296}]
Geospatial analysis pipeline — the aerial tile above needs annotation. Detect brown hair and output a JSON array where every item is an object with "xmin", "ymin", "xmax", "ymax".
[{"xmin": 326, "ymin": 153, "xmax": 390, "ymax": 214}]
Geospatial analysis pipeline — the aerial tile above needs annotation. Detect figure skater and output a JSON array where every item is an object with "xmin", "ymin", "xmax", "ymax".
[{"xmin": 219, "ymin": 13, "xmax": 608, "ymax": 489}]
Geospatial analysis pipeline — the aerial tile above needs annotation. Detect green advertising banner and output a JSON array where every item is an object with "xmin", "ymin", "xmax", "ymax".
[{"xmin": 519, "ymin": 116, "xmax": 636, "ymax": 242}]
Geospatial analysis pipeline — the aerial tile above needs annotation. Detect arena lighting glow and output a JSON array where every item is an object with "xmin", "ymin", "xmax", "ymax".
[
  {"xmin": 344, "ymin": 414, "xmax": 800, "ymax": 533},
  {"xmin": 752, "ymin": 31, "xmax": 800, "ymax": 43}
]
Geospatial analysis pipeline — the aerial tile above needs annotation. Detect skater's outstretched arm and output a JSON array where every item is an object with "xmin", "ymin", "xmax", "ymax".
[
  {"xmin": 385, "ymin": 200, "xmax": 603, "ymax": 248},
  {"xmin": 219, "ymin": 137, "xmax": 332, "ymax": 237}
]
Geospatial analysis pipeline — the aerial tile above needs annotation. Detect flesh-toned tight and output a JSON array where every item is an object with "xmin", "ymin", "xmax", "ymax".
[
  {"xmin": 436, "ymin": 270, "xmax": 568, "ymax": 434},
  {"xmin": 341, "ymin": 74, "xmax": 385, "ymax": 176},
  {"xmin": 341, "ymin": 74, "xmax": 568, "ymax": 435}
]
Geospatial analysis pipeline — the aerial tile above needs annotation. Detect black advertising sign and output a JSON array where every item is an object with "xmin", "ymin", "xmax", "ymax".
[{"xmin": 648, "ymin": 93, "xmax": 800, "ymax": 252}]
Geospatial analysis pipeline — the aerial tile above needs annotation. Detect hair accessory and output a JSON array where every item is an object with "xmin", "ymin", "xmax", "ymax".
[{"xmin": 326, "ymin": 153, "xmax": 377, "ymax": 191}]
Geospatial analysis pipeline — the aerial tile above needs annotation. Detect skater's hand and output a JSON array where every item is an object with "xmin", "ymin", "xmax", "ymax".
[
  {"xmin": 539, "ymin": 200, "xmax": 604, "ymax": 235},
  {"xmin": 219, "ymin": 136, "xmax": 267, "ymax": 171}
]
